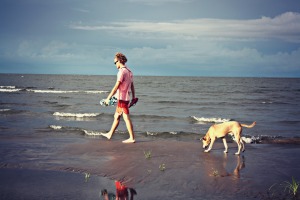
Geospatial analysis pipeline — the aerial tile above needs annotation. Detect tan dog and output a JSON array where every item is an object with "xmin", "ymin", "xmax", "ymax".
[{"xmin": 202, "ymin": 121, "xmax": 256, "ymax": 155}]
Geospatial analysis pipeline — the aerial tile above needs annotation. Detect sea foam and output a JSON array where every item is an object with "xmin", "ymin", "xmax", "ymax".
[
  {"xmin": 53, "ymin": 112, "xmax": 100, "ymax": 118},
  {"xmin": 49, "ymin": 125, "xmax": 63, "ymax": 130},
  {"xmin": 27, "ymin": 89, "xmax": 108, "ymax": 94},
  {"xmin": 0, "ymin": 109, "xmax": 11, "ymax": 112},
  {"xmin": 0, "ymin": 86, "xmax": 21, "ymax": 93},
  {"xmin": 0, "ymin": 86, "xmax": 108, "ymax": 94},
  {"xmin": 83, "ymin": 130, "xmax": 103, "ymax": 136},
  {"xmin": 0, "ymin": 86, "xmax": 16, "ymax": 89},
  {"xmin": 191, "ymin": 116, "xmax": 230, "ymax": 123}
]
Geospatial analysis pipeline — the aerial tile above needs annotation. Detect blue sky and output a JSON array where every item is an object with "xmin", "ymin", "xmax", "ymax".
[{"xmin": 0, "ymin": 0, "xmax": 300, "ymax": 77}]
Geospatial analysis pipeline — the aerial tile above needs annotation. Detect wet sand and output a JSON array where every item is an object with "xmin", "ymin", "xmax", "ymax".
[{"xmin": 1, "ymin": 138, "xmax": 300, "ymax": 199}]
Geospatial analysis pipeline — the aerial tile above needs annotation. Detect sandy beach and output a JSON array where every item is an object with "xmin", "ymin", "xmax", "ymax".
[{"xmin": 1, "ymin": 137, "xmax": 299, "ymax": 200}]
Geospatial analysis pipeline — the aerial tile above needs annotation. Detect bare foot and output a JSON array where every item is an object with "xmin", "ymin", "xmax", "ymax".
[
  {"xmin": 101, "ymin": 133, "xmax": 112, "ymax": 140},
  {"xmin": 122, "ymin": 138, "xmax": 135, "ymax": 144}
]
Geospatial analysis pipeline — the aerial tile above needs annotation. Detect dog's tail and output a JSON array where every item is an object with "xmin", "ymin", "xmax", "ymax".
[{"xmin": 241, "ymin": 121, "xmax": 256, "ymax": 128}]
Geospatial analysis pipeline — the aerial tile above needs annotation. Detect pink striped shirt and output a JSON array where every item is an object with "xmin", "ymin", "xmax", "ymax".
[{"xmin": 116, "ymin": 67, "xmax": 133, "ymax": 101}]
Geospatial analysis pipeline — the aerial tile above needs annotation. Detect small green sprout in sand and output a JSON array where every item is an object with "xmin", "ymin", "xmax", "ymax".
[
  {"xmin": 84, "ymin": 172, "xmax": 91, "ymax": 182},
  {"xmin": 159, "ymin": 164, "xmax": 166, "ymax": 171},
  {"xmin": 284, "ymin": 177, "xmax": 299, "ymax": 197},
  {"xmin": 143, "ymin": 150, "xmax": 152, "ymax": 159},
  {"xmin": 269, "ymin": 177, "xmax": 299, "ymax": 199}
]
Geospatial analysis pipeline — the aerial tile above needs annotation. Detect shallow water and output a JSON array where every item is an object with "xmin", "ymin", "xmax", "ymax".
[
  {"xmin": 1, "ymin": 74, "xmax": 300, "ymax": 199},
  {"xmin": 1, "ymin": 74, "xmax": 300, "ymax": 141},
  {"xmin": 1, "ymin": 142, "xmax": 299, "ymax": 200}
]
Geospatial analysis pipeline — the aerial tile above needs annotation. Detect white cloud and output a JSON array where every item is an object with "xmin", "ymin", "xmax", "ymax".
[
  {"xmin": 16, "ymin": 40, "xmax": 74, "ymax": 60},
  {"xmin": 70, "ymin": 12, "xmax": 300, "ymax": 43},
  {"xmin": 72, "ymin": 8, "xmax": 90, "ymax": 13},
  {"xmin": 126, "ymin": 0, "xmax": 193, "ymax": 6},
  {"xmin": 124, "ymin": 41, "xmax": 300, "ymax": 74},
  {"xmin": 13, "ymin": 40, "xmax": 107, "ymax": 66}
]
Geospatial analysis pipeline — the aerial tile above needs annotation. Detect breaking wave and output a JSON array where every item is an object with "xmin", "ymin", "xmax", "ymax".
[
  {"xmin": 191, "ymin": 116, "xmax": 231, "ymax": 123},
  {"xmin": 47, "ymin": 124, "xmax": 300, "ymax": 144},
  {"xmin": 49, "ymin": 125, "xmax": 63, "ymax": 130},
  {"xmin": 82, "ymin": 130, "xmax": 103, "ymax": 136},
  {"xmin": 0, "ymin": 86, "xmax": 108, "ymax": 94},
  {"xmin": 53, "ymin": 112, "xmax": 101, "ymax": 118},
  {"xmin": 27, "ymin": 89, "xmax": 108, "ymax": 94},
  {"xmin": 0, "ymin": 86, "xmax": 22, "ymax": 92},
  {"xmin": 0, "ymin": 109, "xmax": 11, "ymax": 112},
  {"xmin": 49, "ymin": 125, "xmax": 103, "ymax": 136}
]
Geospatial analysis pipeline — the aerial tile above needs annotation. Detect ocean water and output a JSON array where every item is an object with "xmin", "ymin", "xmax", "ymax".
[
  {"xmin": 1, "ymin": 73, "xmax": 300, "ymax": 199},
  {"xmin": 0, "ymin": 74, "xmax": 300, "ymax": 142}
]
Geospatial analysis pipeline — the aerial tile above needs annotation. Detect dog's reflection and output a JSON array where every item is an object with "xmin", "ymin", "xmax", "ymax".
[
  {"xmin": 222, "ymin": 154, "xmax": 245, "ymax": 178},
  {"xmin": 207, "ymin": 154, "xmax": 246, "ymax": 178}
]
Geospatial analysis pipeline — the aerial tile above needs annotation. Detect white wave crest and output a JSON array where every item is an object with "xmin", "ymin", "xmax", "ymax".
[
  {"xmin": 146, "ymin": 131, "xmax": 178, "ymax": 136},
  {"xmin": 262, "ymin": 101, "xmax": 273, "ymax": 104},
  {"xmin": 0, "ymin": 109, "xmax": 11, "ymax": 112},
  {"xmin": 0, "ymin": 88, "xmax": 22, "ymax": 92},
  {"xmin": 231, "ymin": 136, "xmax": 260, "ymax": 144},
  {"xmin": 83, "ymin": 130, "xmax": 103, "ymax": 136},
  {"xmin": 27, "ymin": 89, "xmax": 108, "ymax": 94},
  {"xmin": 85, "ymin": 90, "xmax": 108, "ymax": 94},
  {"xmin": 53, "ymin": 112, "xmax": 100, "ymax": 118},
  {"xmin": 27, "ymin": 89, "xmax": 80, "ymax": 94},
  {"xmin": 146, "ymin": 131, "xmax": 158, "ymax": 136},
  {"xmin": 0, "ymin": 86, "xmax": 108, "ymax": 94},
  {"xmin": 191, "ymin": 116, "xmax": 230, "ymax": 123},
  {"xmin": 49, "ymin": 125, "xmax": 63, "ymax": 130},
  {"xmin": 0, "ymin": 86, "xmax": 20, "ymax": 92},
  {"xmin": 0, "ymin": 86, "xmax": 16, "ymax": 89}
]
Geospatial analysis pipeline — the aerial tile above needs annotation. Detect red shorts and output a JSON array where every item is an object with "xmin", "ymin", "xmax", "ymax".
[
  {"xmin": 116, "ymin": 100, "xmax": 129, "ymax": 115},
  {"xmin": 115, "ymin": 181, "xmax": 128, "ymax": 196}
]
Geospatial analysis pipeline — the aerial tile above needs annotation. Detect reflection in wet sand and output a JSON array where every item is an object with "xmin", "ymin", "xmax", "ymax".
[
  {"xmin": 222, "ymin": 154, "xmax": 245, "ymax": 178},
  {"xmin": 204, "ymin": 153, "xmax": 246, "ymax": 178},
  {"xmin": 101, "ymin": 180, "xmax": 137, "ymax": 200}
]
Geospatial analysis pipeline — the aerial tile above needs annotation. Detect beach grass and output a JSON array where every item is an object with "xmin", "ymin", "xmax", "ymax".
[
  {"xmin": 212, "ymin": 168, "xmax": 219, "ymax": 177},
  {"xmin": 143, "ymin": 150, "xmax": 152, "ymax": 159},
  {"xmin": 269, "ymin": 177, "xmax": 299, "ymax": 199},
  {"xmin": 84, "ymin": 172, "xmax": 91, "ymax": 182},
  {"xmin": 284, "ymin": 177, "xmax": 299, "ymax": 198},
  {"xmin": 159, "ymin": 164, "xmax": 166, "ymax": 171}
]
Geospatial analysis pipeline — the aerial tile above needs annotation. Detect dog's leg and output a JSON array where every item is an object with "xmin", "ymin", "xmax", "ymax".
[
  {"xmin": 234, "ymin": 133, "xmax": 241, "ymax": 155},
  {"xmin": 222, "ymin": 138, "xmax": 228, "ymax": 153},
  {"xmin": 204, "ymin": 138, "xmax": 215, "ymax": 153},
  {"xmin": 240, "ymin": 139, "xmax": 245, "ymax": 152},
  {"xmin": 235, "ymin": 140, "xmax": 241, "ymax": 155}
]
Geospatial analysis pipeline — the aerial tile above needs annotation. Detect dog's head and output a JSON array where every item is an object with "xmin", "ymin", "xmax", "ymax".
[{"xmin": 201, "ymin": 136, "xmax": 211, "ymax": 149}]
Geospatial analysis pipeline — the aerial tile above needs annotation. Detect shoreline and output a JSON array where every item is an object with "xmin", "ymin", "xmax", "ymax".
[{"xmin": 1, "ymin": 138, "xmax": 299, "ymax": 199}]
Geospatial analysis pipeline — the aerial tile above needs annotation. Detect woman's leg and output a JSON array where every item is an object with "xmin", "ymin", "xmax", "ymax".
[
  {"xmin": 122, "ymin": 113, "xmax": 135, "ymax": 143},
  {"xmin": 101, "ymin": 112, "xmax": 120, "ymax": 139}
]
